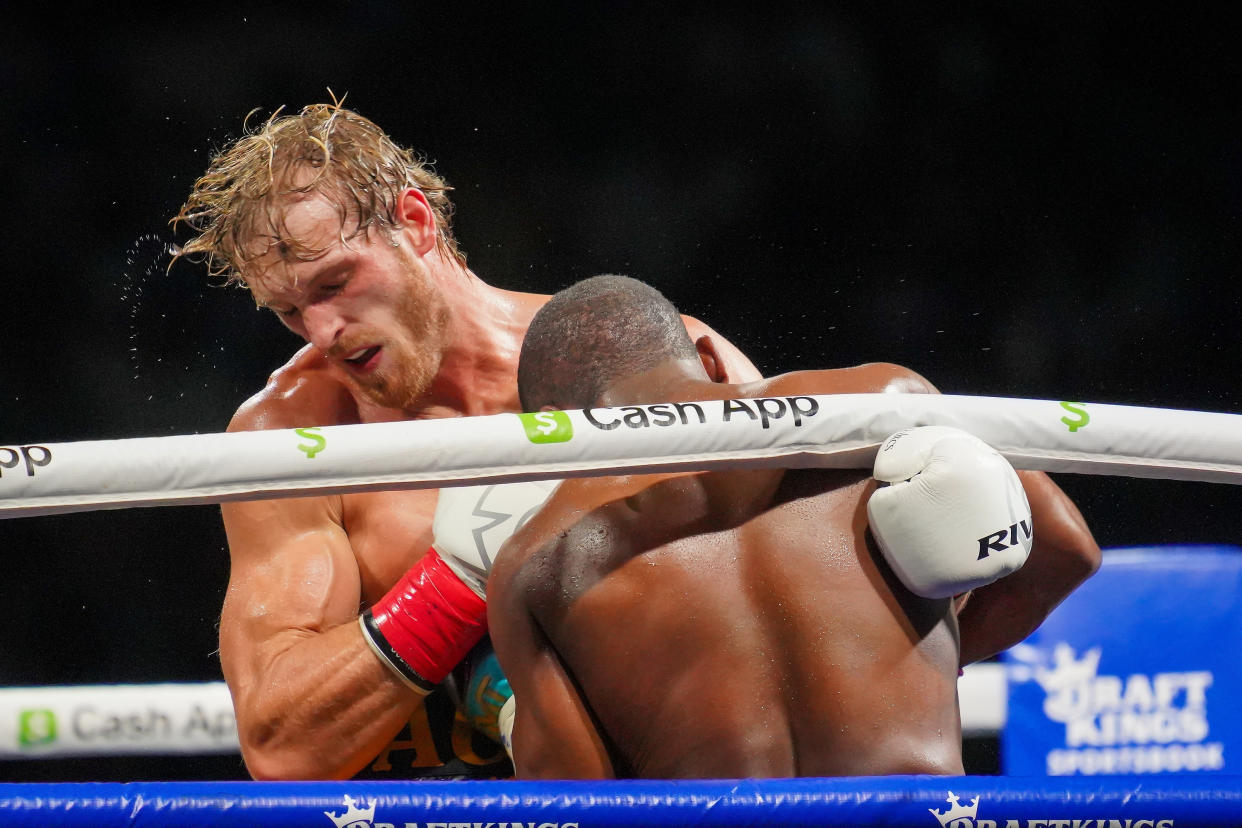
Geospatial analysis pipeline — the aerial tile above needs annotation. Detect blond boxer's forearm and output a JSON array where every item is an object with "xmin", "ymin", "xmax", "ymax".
[
  {"xmin": 218, "ymin": 488, "xmax": 433, "ymax": 781},
  {"xmin": 224, "ymin": 620, "xmax": 421, "ymax": 780}
]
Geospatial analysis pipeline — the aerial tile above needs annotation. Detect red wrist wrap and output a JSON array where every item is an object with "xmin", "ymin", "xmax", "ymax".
[{"xmin": 361, "ymin": 548, "xmax": 488, "ymax": 692}]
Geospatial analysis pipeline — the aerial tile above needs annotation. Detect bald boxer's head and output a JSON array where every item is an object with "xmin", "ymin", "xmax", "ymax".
[
  {"xmin": 518, "ymin": 274, "xmax": 699, "ymax": 411},
  {"xmin": 171, "ymin": 97, "xmax": 464, "ymax": 288}
]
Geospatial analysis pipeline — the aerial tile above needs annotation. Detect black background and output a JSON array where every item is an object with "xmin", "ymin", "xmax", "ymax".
[{"xmin": 2, "ymin": 5, "xmax": 1239, "ymax": 780}]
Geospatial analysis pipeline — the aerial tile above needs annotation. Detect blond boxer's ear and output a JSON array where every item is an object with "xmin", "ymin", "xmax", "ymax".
[
  {"xmin": 396, "ymin": 188, "xmax": 438, "ymax": 255},
  {"xmin": 695, "ymin": 335, "xmax": 728, "ymax": 383}
]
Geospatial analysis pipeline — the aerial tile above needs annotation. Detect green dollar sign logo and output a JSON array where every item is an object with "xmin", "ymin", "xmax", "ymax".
[
  {"xmin": 296, "ymin": 427, "xmax": 327, "ymax": 458},
  {"xmin": 518, "ymin": 411, "xmax": 573, "ymax": 444},
  {"xmin": 1059, "ymin": 402, "xmax": 1090, "ymax": 432},
  {"xmin": 18, "ymin": 709, "xmax": 57, "ymax": 747}
]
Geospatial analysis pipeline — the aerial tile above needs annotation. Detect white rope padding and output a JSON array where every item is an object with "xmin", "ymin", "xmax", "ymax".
[
  {"xmin": 2, "ymin": 393, "xmax": 1240, "ymax": 519},
  {"xmin": 0, "ymin": 665, "xmax": 1012, "ymax": 757},
  {"xmin": 0, "ymin": 682, "xmax": 238, "ymax": 758}
]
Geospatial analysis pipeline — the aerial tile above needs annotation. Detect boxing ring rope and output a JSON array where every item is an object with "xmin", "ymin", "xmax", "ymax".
[
  {"xmin": 4, "ymin": 393, "xmax": 1242, "ymax": 519},
  {"xmin": 4, "ymin": 393, "xmax": 1242, "ymax": 823}
]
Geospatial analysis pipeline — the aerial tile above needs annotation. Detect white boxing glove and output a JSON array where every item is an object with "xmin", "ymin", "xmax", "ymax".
[
  {"xmin": 433, "ymin": 479, "xmax": 560, "ymax": 598},
  {"xmin": 867, "ymin": 426, "xmax": 1032, "ymax": 599}
]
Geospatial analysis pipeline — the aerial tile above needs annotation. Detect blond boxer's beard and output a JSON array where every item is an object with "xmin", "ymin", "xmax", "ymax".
[{"xmin": 352, "ymin": 270, "xmax": 448, "ymax": 413}]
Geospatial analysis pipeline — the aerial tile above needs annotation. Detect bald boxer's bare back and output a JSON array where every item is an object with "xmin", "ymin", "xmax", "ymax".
[{"xmin": 491, "ymin": 364, "xmax": 966, "ymax": 778}]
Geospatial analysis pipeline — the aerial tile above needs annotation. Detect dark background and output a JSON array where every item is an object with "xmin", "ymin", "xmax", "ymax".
[{"xmin": 2, "ymin": 5, "xmax": 1239, "ymax": 779}]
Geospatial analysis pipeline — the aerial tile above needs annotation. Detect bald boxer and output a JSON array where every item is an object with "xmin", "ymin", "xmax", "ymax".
[
  {"xmin": 170, "ymin": 101, "xmax": 762, "ymax": 780},
  {"xmin": 489, "ymin": 275, "xmax": 1100, "ymax": 778}
]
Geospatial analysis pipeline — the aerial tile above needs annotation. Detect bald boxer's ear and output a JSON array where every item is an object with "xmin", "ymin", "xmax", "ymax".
[
  {"xmin": 695, "ymin": 335, "xmax": 728, "ymax": 383},
  {"xmin": 396, "ymin": 188, "xmax": 437, "ymax": 255}
]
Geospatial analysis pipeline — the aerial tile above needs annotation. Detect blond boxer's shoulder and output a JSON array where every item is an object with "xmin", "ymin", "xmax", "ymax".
[{"xmin": 228, "ymin": 344, "xmax": 363, "ymax": 433}]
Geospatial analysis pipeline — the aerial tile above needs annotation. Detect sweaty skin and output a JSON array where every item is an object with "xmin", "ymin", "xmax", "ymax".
[
  {"xmin": 216, "ymin": 190, "xmax": 762, "ymax": 780},
  {"xmin": 489, "ymin": 360, "xmax": 1100, "ymax": 779}
]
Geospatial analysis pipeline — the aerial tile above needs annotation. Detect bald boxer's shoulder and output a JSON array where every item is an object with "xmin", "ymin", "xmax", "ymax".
[
  {"xmin": 741, "ymin": 362, "xmax": 938, "ymax": 399},
  {"xmin": 832, "ymin": 362, "xmax": 938, "ymax": 394},
  {"xmin": 494, "ymin": 473, "xmax": 664, "ymax": 576},
  {"xmin": 227, "ymin": 344, "xmax": 362, "ymax": 433},
  {"xmin": 494, "ymin": 477, "xmax": 601, "ymax": 566}
]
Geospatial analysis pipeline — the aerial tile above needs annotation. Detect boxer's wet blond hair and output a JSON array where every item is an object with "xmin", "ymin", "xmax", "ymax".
[{"xmin": 171, "ymin": 95, "xmax": 463, "ymax": 287}]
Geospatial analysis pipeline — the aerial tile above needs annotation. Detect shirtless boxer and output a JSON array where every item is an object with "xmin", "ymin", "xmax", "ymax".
[
  {"xmin": 489, "ymin": 274, "xmax": 1101, "ymax": 778},
  {"xmin": 169, "ymin": 100, "xmax": 762, "ymax": 780}
]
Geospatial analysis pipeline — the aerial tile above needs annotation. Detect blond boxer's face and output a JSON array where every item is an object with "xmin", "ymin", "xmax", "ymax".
[{"xmin": 245, "ymin": 193, "xmax": 449, "ymax": 411}]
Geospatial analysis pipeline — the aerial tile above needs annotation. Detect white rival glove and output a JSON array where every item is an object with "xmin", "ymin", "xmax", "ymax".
[
  {"xmin": 433, "ymin": 479, "xmax": 560, "ymax": 598},
  {"xmin": 867, "ymin": 426, "xmax": 1032, "ymax": 599}
]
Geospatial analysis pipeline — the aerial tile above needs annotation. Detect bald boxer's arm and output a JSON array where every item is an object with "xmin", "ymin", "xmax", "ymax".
[
  {"xmin": 488, "ymin": 538, "xmax": 614, "ymax": 779},
  {"xmin": 764, "ymin": 364, "xmax": 1098, "ymax": 664},
  {"xmin": 772, "ymin": 365, "xmax": 1100, "ymax": 663},
  {"xmin": 955, "ymin": 470, "xmax": 1101, "ymax": 665}
]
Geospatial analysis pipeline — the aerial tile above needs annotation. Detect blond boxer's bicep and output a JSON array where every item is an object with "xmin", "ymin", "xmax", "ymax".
[{"xmin": 216, "ymin": 377, "xmax": 424, "ymax": 779}]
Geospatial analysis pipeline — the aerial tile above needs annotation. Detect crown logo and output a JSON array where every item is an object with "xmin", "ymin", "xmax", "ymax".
[
  {"xmin": 324, "ymin": 795, "xmax": 376, "ymax": 828},
  {"xmin": 929, "ymin": 791, "xmax": 979, "ymax": 827},
  {"xmin": 1034, "ymin": 643, "xmax": 1101, "ymax": 692}
]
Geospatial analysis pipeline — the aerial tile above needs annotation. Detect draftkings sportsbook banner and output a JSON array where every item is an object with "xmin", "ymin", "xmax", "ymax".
[{"xmin": 1002, "ymin": 545, "xmax": 1242, "ymax": 776}]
